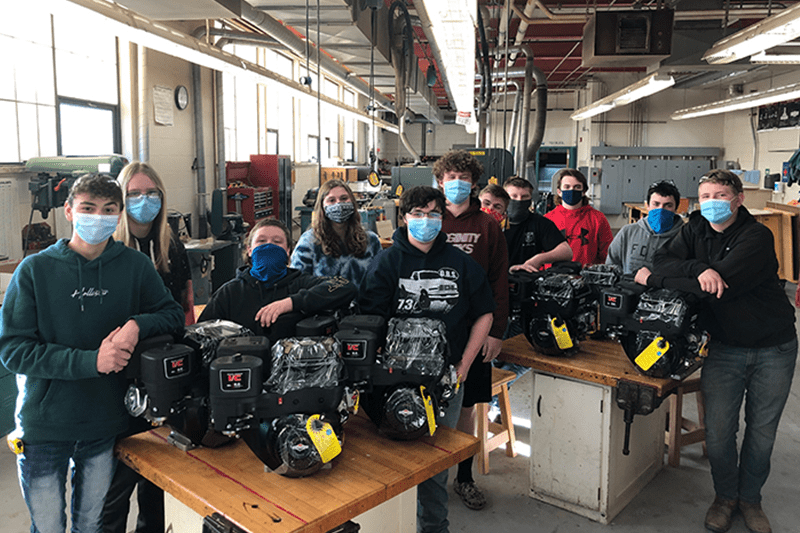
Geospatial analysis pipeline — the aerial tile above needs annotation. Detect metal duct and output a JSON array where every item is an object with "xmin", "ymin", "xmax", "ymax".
[
  {"xmin": 192, "ymin": 64, "xmax": 208, "ymax": 239},
  {"xmin": 240, "ymin": 1, "xmax": 394, "ymax": 112}
]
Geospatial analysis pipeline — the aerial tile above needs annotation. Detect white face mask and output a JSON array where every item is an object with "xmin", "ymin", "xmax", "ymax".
[{"xmin": 73, "ymin": 213, "xmax": 119, "ymax": 245}]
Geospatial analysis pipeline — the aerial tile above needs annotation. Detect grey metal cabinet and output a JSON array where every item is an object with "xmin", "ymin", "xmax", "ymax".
[
  {"xmin": 621, "ymin": 160, "xmax": 645, "ymax": 204},
  {"xmin": 599, "ymin": 160, "xmax": 623, "ymax": 215},
  {"xmin": 643, "ymin": 160, "xmax": 668, "ymax": 197}
]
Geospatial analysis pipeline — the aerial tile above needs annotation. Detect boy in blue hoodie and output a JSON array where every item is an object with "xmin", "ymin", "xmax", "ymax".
[
  {"xmin": 360, "ymin": 185, "xmax": 494, "ymax": 533},
  {"xmin": 0, "ymin": 174, "xmax": 184, "ymax": 533}
]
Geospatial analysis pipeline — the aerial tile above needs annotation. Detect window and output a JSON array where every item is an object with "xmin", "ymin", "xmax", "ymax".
[
  {"xmin": 266, "ymin": 129, "xmax": 278, "ymax": 155},
  {"xmin": 346, "ymin": 141, "xmax": 355, "ymax": 162},
  {"xmin": 58, "ymin": 98, "xmax": 119, "ymax": 156},
  {"xmin": 308, "ymin": 135, "xmax": 319, "ymax": 162}
]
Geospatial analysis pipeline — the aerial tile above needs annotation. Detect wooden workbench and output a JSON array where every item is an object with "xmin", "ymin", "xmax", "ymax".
[
  {"xmin": 116, "ymin": 412, "xmax": 479, "ymax": 533},
  {"xmin": 499, "ymin": 334, "xmax": 672, "ymax": 524},
  {"xmin": 499, "ymin": 334, "xmax": 678, "ymax": 397}
]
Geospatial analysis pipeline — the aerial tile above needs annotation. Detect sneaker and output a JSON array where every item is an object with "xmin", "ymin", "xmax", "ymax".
[
  {"xmin": 704, "ymin": 496, "xmax": 737, "ymax": 533},
  {"xmin": 739, "ymin": 501, "xmax": 772, "ymax": 533},
  {"xmin": 453, "ymin": 480, "xmax": 487, "ymax": 510}
]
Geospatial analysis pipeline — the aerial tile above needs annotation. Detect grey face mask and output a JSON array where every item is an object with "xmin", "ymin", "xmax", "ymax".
[{"xmin": 324, "ymin": 202, "xmax": 355, "ymax": 223}]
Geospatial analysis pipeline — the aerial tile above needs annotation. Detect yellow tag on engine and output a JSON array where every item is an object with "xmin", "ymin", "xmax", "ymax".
[
  {"xmin": 550, "ymin": 317, "xmax": 573, "ymax": 350},
  {"xmin": 488, "ymin": 176, "xmax": 498, "ymax": 185},
  {"xmin": 305, "ymin": 415, "xmax": 341, "ymax": 463},
  {"xmin": 635, "ymin": 336, "xmax": 669, "ymax": 371},
  {"xmin": 420, "ymin": 385, "xmax": 437, "ymax": 436},
  {"xmin": 395, "ymin": 184, "xmax": 404, "ymax": 197},
  {"xmin": 7, "ymin": 434, "xmax": 23, "ymax": 455},
  {"xmin": 353, "ymin": 390, "xmax": 360, "ymax": 414}
]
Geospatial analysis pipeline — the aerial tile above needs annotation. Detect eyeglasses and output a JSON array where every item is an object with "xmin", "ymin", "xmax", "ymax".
[
  {"xmin": 407, "ymin": 211, "xmax": 442, "ymax": 220},
  {"xmin": 127, "ymin": 190, "xmax": 162, "ymax": 200}
]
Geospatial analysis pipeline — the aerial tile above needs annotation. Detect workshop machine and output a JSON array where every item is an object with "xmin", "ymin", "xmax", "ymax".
[{"xmin": 124, "ymin": 314, "xmax": 459, "ymax": 476}]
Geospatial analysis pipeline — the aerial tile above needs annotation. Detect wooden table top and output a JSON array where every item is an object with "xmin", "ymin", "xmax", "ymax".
[
  {"xmin": 116, "ymin": 412, "xmax": 479, "ymax": 533},
  {"xmin": 499, "ymin": 335, "xmax": 678, "ymax": 396}
]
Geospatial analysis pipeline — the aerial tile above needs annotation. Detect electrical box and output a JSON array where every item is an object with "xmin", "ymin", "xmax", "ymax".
[{"xmin": 529, "ymin": 372, "xmax": 665, "ymax": 524}]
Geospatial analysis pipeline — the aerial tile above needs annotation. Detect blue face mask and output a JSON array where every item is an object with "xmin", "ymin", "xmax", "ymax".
[
  {"xmin": 407, "ymin": 217, "xmax": 441, "ymax": 243},
  {"xmin": 324, "ymin": 202, "xmax": 355, "ymax": 223},
  {"xmin": 249, "ymin": 243, "xmax": 288, "ymax": 285},
  {"xmin": 73, "ymin": 213, "xmax": 119, "ymax": 245},
  {"xmin": 443, "ymin": 179, "xmax": 473, "ymax": 205},
  {"xmin": 647, "ymin": 208, "xmax": 675, "ymax": 234},
  {"xmin": 126, "ymin": 196, "xmax": 162, "ymax": 224},
  {"xmin": 561, "ymin": 189, "xmax": 583, "ymax": 206},
  {"xmin": 700, "ymin": 199, "xmax": 734, "ymax": 225}
]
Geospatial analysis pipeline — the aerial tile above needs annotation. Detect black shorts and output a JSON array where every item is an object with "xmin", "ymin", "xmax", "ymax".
[{"xmin": 461, "ymin": 357, "xmax": 491, "ymax": 407}]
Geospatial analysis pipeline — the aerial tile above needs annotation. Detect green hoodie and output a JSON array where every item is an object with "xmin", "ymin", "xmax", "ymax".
[{"xmin": 0, "ymin": 238, "xmax": 184, "ymax": 443}]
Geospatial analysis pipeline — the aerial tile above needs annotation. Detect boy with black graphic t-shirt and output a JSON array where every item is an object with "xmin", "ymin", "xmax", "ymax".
[{"xmin": 360, "ymin": 185, "xmax": 494, "ymax": 533}]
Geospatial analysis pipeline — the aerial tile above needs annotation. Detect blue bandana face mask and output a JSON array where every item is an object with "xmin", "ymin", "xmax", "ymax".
[
  {"xmin": 73, "ymin": 213, "xmax": 119, "ymax": 245},
  {"xmin": 407, "ymin": 217, "xmax": 441, "ymax": 243},
  {"xmin": 126, "ymin": 196, "xmax": 162, "ymax": 224},
  {"xmin": 700, "ymin": 199, "xmax": 734, "ymax": 225},
  {"xmin": 647, "ymin": 208, "xmax": 675, "ymax": 234},
  {"xmin": 561, "ymin": 189, "xmax": 583, "ymax": 206},
  {"xmin": 324, "ymin": 201, "xmax": 355, "ymax": 223},
  {"xmin": 443, "ymin": 179, "xmax": 473, "ymax": 205},
  {"xmin": 249, "ymin": 243, "xmax": 288, "ymax": 285}
]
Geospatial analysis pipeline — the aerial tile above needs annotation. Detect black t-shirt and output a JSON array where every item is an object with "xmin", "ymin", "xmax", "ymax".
[
  {"xmin": 504, "ymin": 211, "xmax": 566, "ymax": 266},
  {"xmin": 134, "ymin": 230, "xmax": 191, "ymax": 306}
]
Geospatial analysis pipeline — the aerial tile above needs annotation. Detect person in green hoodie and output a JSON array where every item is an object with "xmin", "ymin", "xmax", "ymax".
[{"xmin": 0, "ymin": 173, "xmax": 184, "ymax": 533}]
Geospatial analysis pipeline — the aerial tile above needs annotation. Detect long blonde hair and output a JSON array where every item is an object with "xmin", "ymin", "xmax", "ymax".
[
  {"xmin": 311, "ymin": 179, "xmax": 368, "ymax": 258},
  {"xmin": 115, "ymin": 162, "xmax": 173, "ymax": 274}
]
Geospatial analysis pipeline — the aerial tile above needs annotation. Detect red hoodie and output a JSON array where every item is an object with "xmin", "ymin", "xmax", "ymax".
[
  {"xmin": 545, "ymin": 204, "xmax": 613, "ymax": 265},
  {"xmin": 442, "ymin": 201, "xmax": 509, "ymax": 339}
]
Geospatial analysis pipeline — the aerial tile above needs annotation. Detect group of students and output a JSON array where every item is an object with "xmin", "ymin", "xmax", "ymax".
[{"xmin": 0, "ymin": 152, "xmax": 796, "ymax": 533}]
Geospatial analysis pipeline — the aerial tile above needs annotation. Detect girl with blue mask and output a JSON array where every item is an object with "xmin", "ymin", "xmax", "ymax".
[{"xmin": 114, "ymin": 162, "xmax": 195, "ymax": 328}]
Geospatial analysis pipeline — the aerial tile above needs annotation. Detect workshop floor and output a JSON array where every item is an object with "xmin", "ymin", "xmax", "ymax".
[{"xmin": 2, "ymin": 287, "xmax": 799, "ymax": 533}]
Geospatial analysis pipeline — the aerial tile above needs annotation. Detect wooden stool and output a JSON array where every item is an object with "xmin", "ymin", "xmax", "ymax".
[
  {"xmin": 665, "ymin": 376, "xmax": 707, "ymax": 467},
  {"xmin": 476, "ymin": 367, "xmax": 518, "ymax": 474}
]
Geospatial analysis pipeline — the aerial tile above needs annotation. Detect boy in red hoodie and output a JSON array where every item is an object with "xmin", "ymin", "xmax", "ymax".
[
  {"xmin": 545, "ymin": 168, "xmax": 613, "ymax": 265},
  {"xmin": 433, "ymin": 150, "xmax": 509, "ymax": 510}
]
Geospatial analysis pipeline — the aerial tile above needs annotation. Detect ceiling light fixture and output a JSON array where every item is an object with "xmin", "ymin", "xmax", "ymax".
[
  {"xmin": 671, "ymin": 82, "xmax": 800, "ymax": 120},
  {"xmin": 570, "ymin": 73, "xmax": 675, "ymax": 121},
  {"xmin": 416, "ymin": 0, "xmax": 476, "ymax": 122},
  {"xmin": 750, "ymin": 49, "xmax": 800, "ymax": 64},
  {"xmin": 702, "ymin": 3, "xmax": 800, "ymax": 64}
]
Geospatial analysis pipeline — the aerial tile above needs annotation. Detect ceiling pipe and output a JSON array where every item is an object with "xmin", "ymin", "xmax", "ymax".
[
  {"xmin": 508, "ymin": 45, "xmax": 547, "ymax": 178},
  {"xmin": 507, "ymin": 0, "xmax": 536, "ymax": 67},
  {"xmin": 239, "ymin": 1, "xmax": 394, "ymax": 112},
  {"xmin": 390, "ymin": 1, "xmax": 421, "ymax": 164}
]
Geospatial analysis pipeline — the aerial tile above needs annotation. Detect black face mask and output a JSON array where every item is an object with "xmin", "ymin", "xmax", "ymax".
[{"xmin": 507, "ymin": 199, "xmax": 532, "ymax": 224}]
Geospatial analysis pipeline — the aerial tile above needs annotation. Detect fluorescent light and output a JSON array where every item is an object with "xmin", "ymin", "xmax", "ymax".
[
  {"xmin": 417, "ymin": 0, "xmax": 476, "ymax": 116},
  {"xmin": 671, "ymin": 82, "xmax": 800, "ymax": 120},
  {"xmin": 570, "ymin": 73, "xmax": 675, "ymax": 121},
  {"xmin": 750, "ymin": 50, "xmax": 800, "ymax": 64},
  {"xmin": 703, "ymin": 2, "xmax": 800, "ymax": 64}
]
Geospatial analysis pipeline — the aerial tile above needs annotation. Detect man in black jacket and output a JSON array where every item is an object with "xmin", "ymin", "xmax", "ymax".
[{"xmin": 644, "ymin": 169, "xmax": 796, "ymax": 533}]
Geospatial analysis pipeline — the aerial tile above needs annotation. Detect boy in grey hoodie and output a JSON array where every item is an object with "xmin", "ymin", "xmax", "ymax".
[{"xmin": 606, "ymin": 180, "xmax": 683, "ymax": 284}]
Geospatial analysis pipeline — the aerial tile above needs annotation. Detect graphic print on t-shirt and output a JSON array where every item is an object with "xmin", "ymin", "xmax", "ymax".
[{"xmin": 397, "ymin": 268, "xmax": 460, "ymax": 313}]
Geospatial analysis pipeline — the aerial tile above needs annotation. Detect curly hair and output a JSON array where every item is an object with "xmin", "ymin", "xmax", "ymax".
[
  {"xmin": 311, "ymin": 179, "xmax": 368, "ymax": 258},
  {"xmin": 432, "ymin": 150, "xmax": 484, "ymax": 184},
  {"xmin": 399, "ymin": 186, "xmax": 446, "ymax": 216},
  {"xmin": 68, "ymin": 173, "xmax": 123, "ymax": 210}
]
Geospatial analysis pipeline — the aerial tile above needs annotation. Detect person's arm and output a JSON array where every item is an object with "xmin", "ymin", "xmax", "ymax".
[
  {"xmin": 358, "ymin": 252, "xmax": 396, "ymax": 318},
  {"xmin": 255, "ymin": 274, "xmax": 357, "ymax": 326},
  {"xmin": 481, "ymin": 222, "xmax": 509, "ymax": 359},
  {"xmin": 0, "ymin": 267, "xmax": 122, "ymax": 379},
  {"xmin": 511, "ymin": 241, "xmax": 573, "ymax": 273},
  {"xmin": 595, "ymin": 212, "xmax": 614, "ymax": 264},
  {"xmin": 128, "ymin": 260, "xmax": 185, "ymax": 343},
  {"xmin": 288, "ymin": 231, "xmax": 316, "ymax": 274},
  {"xmin": 457, "ymin": 313, "xmax": 493, "ymax": 381},
  {"xmin": 704, "ymin": 224, "xmax": 777, "ymax": 300},
  {"xmin": 605, "ymin": 228, "xmax": 626, "ymax": 269}
]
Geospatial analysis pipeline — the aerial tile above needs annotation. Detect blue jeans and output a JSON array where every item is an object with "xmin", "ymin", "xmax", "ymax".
[
  {"xmin": 417, "ymin": 384, "xmax": 464, "ymax": 533},
  {"xmin": 17, "ymin": 437, "xmax": 117, "ymax": 533},
  {"xmin": 701, "ymin": 338, "xmax": 797, "ymax": 504}
]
